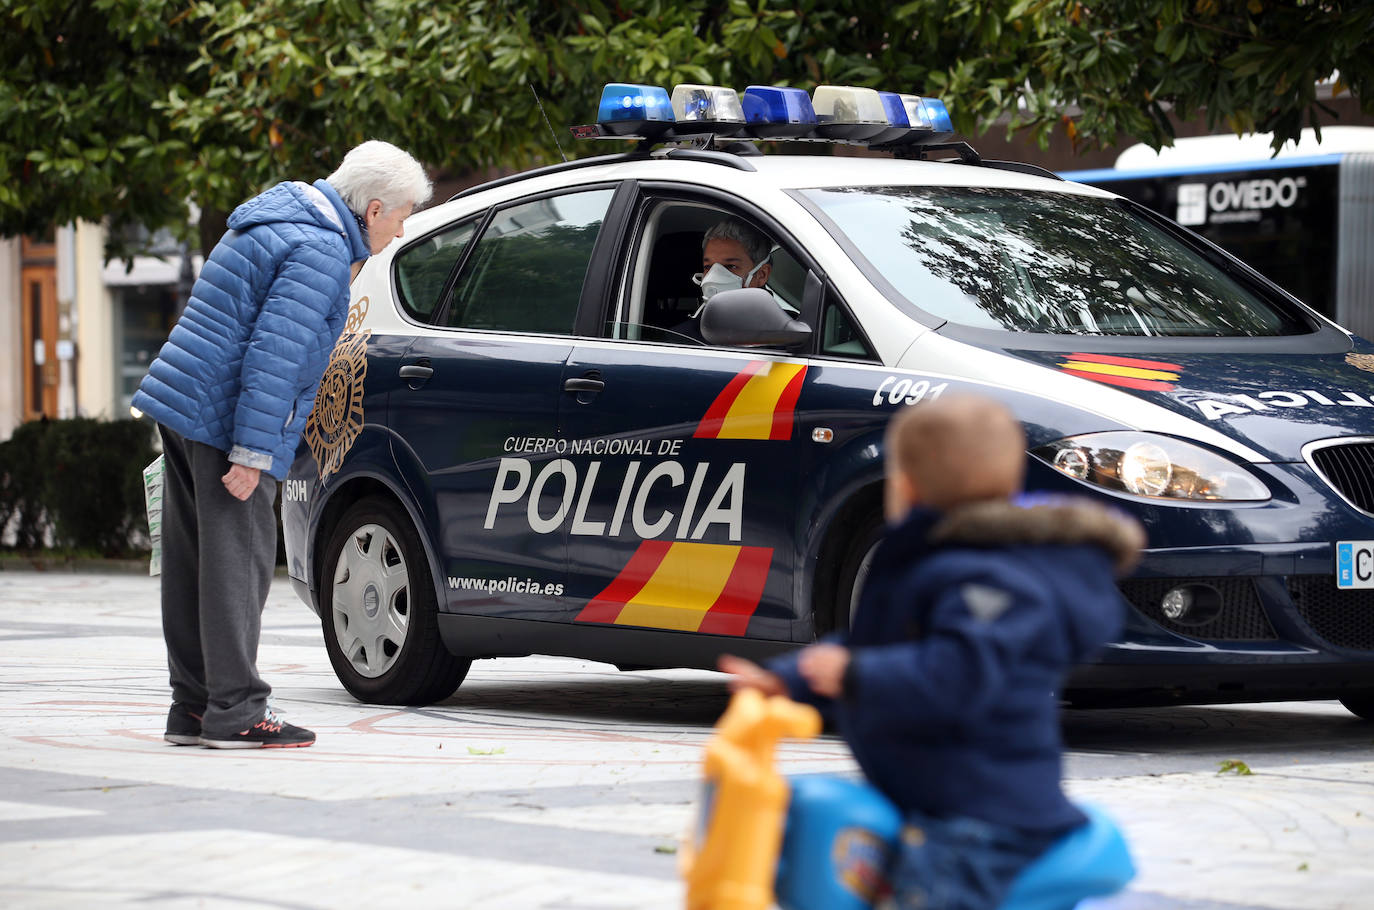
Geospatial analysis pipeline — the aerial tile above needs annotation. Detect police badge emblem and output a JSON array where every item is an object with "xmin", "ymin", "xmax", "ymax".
[
  {"xmin": 304, "ymin": 297, "xmax": 371, "ymax": 479},
  {"xmin": 1346, "ymin": 353, "xmax": 1374, "ymax": 375}
]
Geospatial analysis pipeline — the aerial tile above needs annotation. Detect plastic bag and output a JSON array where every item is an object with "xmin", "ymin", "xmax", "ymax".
[{"xmin": 142, "ymin": 454, "xmax": 165, "ymax": 577}]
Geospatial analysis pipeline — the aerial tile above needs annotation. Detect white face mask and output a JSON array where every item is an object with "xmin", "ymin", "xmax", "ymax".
[{"xmin": 692, "ymin": 259, "xmax": 767, "ymax": 312}]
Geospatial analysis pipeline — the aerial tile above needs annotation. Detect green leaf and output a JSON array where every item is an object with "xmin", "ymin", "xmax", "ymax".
[{"xmin": 1217, "ymin": 759, "xmax": 1253, "ymax": 776}]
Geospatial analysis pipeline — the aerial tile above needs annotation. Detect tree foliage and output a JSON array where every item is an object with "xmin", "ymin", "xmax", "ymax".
[{"xmin": 2, "ymin": 0, "xmax": 1371, "ymax": 252}]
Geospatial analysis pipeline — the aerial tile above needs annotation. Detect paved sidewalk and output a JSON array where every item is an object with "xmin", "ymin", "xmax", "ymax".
[{"xmin": 0, "ymin": 571, "xmax": 1371, "ymax": 909}]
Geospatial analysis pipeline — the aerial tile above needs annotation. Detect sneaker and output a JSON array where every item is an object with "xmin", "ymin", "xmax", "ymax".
[
  {"xmin": 200, "ymin": 709, "xmax": 315, "ymax": 749},
  {"xmin": 164, "ymin": 703, "xmax": 204, "ymax": 746}
]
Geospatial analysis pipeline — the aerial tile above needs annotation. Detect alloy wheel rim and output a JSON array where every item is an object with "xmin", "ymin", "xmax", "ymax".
[{"xmin": 331, "ymin": 523, "xmax": 411, "ymax": 678}]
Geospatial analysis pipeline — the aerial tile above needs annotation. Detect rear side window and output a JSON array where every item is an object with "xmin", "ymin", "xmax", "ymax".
[
  {"xmin": 443, "ymin": 188, "xmax": 615, "ymax": 334},
  {"xmin": 820, "ymin": 298, "xmax": 875, "ymax": 358},
  {"xmin": 393, "ymin": 220, "xmax": 478, "ymax": 321}
]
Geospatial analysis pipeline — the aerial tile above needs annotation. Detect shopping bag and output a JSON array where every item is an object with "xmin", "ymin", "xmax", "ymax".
[{"xmin": 142, "ymin": 454, "xmax": 165, "ymax": 577}]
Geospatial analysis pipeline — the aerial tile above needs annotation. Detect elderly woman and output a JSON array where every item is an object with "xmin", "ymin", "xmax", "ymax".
[{"xmin": 132, "ymin": 140, "xmax": 431, "ymax": 749}]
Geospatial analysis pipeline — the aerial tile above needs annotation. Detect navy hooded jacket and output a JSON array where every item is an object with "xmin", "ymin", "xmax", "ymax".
[
  {"xmin": 770, "ymin": 496, "xmax": 1141, "ymax": 834},
  {"xmin": 132, "ymin": 179, "xmax": 369, "ymax": 480}
]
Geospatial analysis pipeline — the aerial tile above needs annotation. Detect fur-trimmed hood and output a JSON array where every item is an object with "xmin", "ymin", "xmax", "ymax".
[{"xmin": 929, "ymin": 496, "xmax": 1146, "ymax": 576}]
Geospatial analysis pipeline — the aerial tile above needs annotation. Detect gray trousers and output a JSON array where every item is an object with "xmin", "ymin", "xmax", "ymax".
[{"xmin": 158, "ymin": 426, "xmax": 277, "ymax": 737}]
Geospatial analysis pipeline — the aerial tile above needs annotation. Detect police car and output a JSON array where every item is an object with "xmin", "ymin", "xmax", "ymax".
[{"xmin": 283, "ymin": 83, "xmax": 1374, "ymax": 717}]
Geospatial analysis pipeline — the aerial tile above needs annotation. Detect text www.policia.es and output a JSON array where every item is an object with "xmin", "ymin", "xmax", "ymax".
[{"xmin": 447, "ymin": 575, "xmax": 565, "ymax": 597}]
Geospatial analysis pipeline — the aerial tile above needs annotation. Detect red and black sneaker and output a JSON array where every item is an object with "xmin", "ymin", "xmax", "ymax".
[
  {"xmin": 200, "ymin": 709, "xmax": 315, "ymax": 749},
  {"xmin": 164, "ymin": 703, "xmax": 204, "ymax": 746}
]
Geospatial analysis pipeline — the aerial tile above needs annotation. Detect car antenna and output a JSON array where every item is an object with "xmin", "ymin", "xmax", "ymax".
[{"xmin": 530, "ymin": 83, "xmax": 568, "ymax": 163}]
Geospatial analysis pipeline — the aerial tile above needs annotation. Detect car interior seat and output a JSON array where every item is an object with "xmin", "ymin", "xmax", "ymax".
[{"xmin": 644, "ymin": 232, "xmax": 705, "ymax": 335}]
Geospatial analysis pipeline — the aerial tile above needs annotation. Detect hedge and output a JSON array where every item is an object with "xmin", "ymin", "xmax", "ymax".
[{"xmin": 0, "ymin": 417, "xmax": 158, "ymax": 556}]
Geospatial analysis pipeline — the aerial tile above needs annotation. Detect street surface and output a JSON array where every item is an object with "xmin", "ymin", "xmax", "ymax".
[{"xmin": 0, "ymin": 570, "xmax": 1371, "ymax": 909}]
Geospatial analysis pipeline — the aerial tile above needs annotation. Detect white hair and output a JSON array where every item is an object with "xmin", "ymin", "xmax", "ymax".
[
  {"xmin": 326, "ymin": 140, "xmax": 432, "ymax": 215},
  {"xmin": 703, "ymin": 218, "xmax": 771, "ymax": 266}
]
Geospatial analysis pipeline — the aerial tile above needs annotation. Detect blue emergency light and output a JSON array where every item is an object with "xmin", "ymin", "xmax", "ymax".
[
  {"xmin": 741, "ymin": 86, "xmax": 817, "ymax": 138},
  {"xmin": 596, "ymin": 83, "xmax": 674, "ymax": 136},
  {"xmin": 919, "ymin": 96, "xmax": 954, "ymax": 134},
  {"xmin": 869, "ymin": 91, "xmax": 914, "ymax": 145}
]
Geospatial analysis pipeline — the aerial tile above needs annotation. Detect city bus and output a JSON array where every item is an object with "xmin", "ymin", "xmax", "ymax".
[{"xmin": 1061, "ymin": 127, "xmax": 1374, "ymax": 338}]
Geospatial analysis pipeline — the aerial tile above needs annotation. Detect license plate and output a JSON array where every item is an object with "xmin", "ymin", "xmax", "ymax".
[{"xmin": 1336, "ymin": 541, "xmax": 1374, "ymax": 589}]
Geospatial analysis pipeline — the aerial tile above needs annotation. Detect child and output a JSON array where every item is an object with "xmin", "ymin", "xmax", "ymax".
[{"xmin": 721, "ymin": 394, "xmax": 1144, "ymax": 910}]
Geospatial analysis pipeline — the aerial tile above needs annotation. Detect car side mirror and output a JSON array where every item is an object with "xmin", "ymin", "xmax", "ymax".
[{"xmin": 699, "ymin": 288, "xmax": 813, "ymax": 347}]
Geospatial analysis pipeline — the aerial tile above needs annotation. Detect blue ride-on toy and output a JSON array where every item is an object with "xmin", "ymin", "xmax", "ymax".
[{"xmin": 775, "ymin": 775, "xmax": 1134, "ymax": 910}]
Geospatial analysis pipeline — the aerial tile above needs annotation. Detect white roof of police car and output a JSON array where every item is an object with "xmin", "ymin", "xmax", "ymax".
[{"xmin": 409, "ymin": 153, "xmax": 1117, "ymax": 232}]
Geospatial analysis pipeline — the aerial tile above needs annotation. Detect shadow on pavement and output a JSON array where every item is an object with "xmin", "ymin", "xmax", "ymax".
[
  {"xmin": 426, "ymin": 667, "xmax": 1374, "ymax": 755},
  {"xmin": 1063, "ymin": 701, "xmax": 1374, "ymax": 755},
  {"xmin": 435, "ymin": 670, "xmax": 733, "ymax": 728}
]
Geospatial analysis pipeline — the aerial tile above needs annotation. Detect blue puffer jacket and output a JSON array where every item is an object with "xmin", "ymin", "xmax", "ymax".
[
  {"xmin": 132, "ymin": 179, "xmax": 369, "ymax": 480},
  {"xmin": 770, "ymin": 496, "xmax": 1141, "ymax": 834}
]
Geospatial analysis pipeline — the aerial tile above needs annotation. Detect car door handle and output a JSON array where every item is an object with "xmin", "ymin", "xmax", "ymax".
[
  {"xmin": 563, "ymin": 377, "xmax": 605, "ymax": 393},
  {"xmin": 399, "ymin": 364, "xmax": 434, "ymax": 381}
]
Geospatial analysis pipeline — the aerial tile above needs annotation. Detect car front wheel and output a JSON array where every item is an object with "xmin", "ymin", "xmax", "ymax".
[
  {"xmin": 828, "ymin": 512, "xmax": 885, "ymax": 635},
  {"xmin": 320, "ymin": 496, "xmax": 470, "ymax": 705}
]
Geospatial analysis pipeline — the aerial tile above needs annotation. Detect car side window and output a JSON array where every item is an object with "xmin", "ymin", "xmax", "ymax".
[
  {"xmin": 820, "ymin": 297, "xmax": 876, "ymax": 359},
  {"xmin": 393, "ymin": 220, "xmax": 479, "ymax": 322},
  {"xmin": 615, "ymin": 201, "xmax": 809, "ymax": 346},
  {"xmin": 443, "ymin": 188, "xmax": 615, "ymax": 334}
]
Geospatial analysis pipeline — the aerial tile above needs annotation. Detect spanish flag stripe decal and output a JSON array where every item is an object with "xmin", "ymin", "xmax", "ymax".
[
  {"xmin": 574, "ymin": 540, "xmax": 673, "ymax": 625},
  {"xmin": 697, "ymin": 546, "xmax": 774, "ymax": 636},
  {"xmin": 1060, "ymin": 360, "xmax": 1179, "ymax": 382},
  {"xmin": 1067, "ymin": 352, "xmax": 1183, "ymax": 372},
  {"xmin": 696, "ymin": 361, "xmax": 809, "ymax": 441},
  {"xmin": 577, "ymin": 542, "xmax": 773, "ymax": 635},
  {"xmin": 718, "ymin": 363, "xmax": 806, "ymax": 439},
  {"xmin": 1060, "ymin": 368, "xmax": 1176, "ymax": 392},
  {"xmin": 695, "ymin": 361, "xmax": 768, "ymax": 438},
  {"xmin": 768, "ymin": 365, "xmax": 809, "ymax": 440},
  {"xmin": 616, "ymin": 543, "xmax": 739, "ymax": 631}
]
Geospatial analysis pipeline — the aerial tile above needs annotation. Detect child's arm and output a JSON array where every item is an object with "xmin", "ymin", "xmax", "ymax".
[
  {"xmin": 797, "ymin": 643, "xmax": 849, "ymax": 698},
  {"xmin": 717, "ymin": 654, "xmax": 786, "ymax": 696},
  {"xmin": 718, "ymin": 634, "xmax": 849, "ymax": 709}
]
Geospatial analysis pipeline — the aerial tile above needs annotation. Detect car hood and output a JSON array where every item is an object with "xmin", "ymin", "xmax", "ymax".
[{"xmin": 1010, "ymin": 342, "xmax": 1374, "ymax": 462}]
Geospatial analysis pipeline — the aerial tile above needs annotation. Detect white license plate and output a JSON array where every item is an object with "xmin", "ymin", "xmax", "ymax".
[{"xmin": 1336, "ymin": 541, "xmax": 1374, "ymax": 589}]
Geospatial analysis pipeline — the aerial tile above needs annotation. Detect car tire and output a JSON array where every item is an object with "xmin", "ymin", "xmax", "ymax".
[
  {"xmin": 828, "ymin": 511, "xmax": 885, "ymax": 635},
  {"xmin": 1338, "ymin": 693, "xmax": 1374, "ymax": 721},
  {"xmin": 320, "ymin": 496, "xmax": 470, "ymax": 705}
]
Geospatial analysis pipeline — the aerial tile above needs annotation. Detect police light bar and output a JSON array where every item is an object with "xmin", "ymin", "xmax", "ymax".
[
  {"xmin": 811, "ymin": 86, "xmax": 889, "ymax": 140},
  {"xmin": 671, "ymin": 84, "xmax": 745, "ymax": 136},
  {"xmin": 595, "ymin": 82, "xmax": 674, "ymax": 136},
  {"xmin": 572, "ymin": 80, "xmax": 960, "ymax": 152},
  {"xmin": 740, "ymin": 86, "xmax": 817, "ymax": 138}
]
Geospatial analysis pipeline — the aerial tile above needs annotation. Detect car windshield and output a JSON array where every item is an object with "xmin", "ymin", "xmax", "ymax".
[{"xmin": 799, "ymin": 186, "xmax": 1308, "ymax": 336}]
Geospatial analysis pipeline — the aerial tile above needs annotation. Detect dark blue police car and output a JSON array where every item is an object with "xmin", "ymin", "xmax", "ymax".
[{"xmin": 283, "ymin": 83, "xmax": 1374, "ymax": 717}]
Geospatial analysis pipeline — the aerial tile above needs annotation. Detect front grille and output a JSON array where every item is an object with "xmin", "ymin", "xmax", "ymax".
[
  {"xmin": 1117, "ymin": 576, "xmax": 1277, "ymax": 640},
  {"xmin": 1288, "ymin": 576, "xmax": 1374, "ymax": 651},
  {"xmin": 1307, "ymin": 441, "xmax": 1374, "ymax": 513}
]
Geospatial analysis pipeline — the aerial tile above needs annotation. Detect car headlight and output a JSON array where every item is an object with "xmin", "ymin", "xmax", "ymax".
[{"xmin": 1032, "ymin": 432, "xmax": 1270, "ymax": 502}]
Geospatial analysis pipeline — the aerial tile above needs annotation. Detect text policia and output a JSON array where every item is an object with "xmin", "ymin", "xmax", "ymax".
[{"xmin": 485, "ymin": 455, "xmax": 747, "ymax": 543}]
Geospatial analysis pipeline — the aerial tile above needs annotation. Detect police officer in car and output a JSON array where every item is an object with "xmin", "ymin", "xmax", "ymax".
[{"xmin": 673, "ymin": 219, "xmax": 794, "ymax": 342}]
